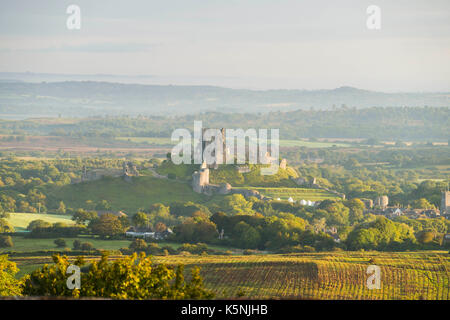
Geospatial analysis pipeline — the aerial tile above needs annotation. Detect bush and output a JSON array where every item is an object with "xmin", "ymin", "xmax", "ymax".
[
  {"xmin": 177, "ymin": 243, "xmax": 208, "ymax": 255},
  {"xmin": 0, "ymin": 235, "xmax": 13, "ymax": 248},
  {"xmin": 81, "ymin": 242, "xmax": 95, "ymax": 251},
  {"xmin": 73, "ymin": 239, "xmax": 82, "ymax": 250},
  {"xmin": 129, "ymin": 239, "xmax": 148, "ymax": 252},
  {"xmin": 54, "ymin": 238, "xmax": 66, "ymax": 248},
  {"xmin": 0, "ymin": 219, "xmax": 14, "ymax": 233}
]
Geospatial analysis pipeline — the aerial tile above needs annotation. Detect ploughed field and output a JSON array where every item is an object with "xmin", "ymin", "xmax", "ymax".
[{"xmin": 10, "ymin": 251, "xmax": 450, "ymax": 300}]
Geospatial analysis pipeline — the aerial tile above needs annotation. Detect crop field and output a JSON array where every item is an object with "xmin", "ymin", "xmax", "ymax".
[
  {"xmin": 240, "ymin": 187, "xmax": 342, "ymax": 201},
  {"xmin": 9, "ymin": 251, "xmax": 449, "ymax": 300}
]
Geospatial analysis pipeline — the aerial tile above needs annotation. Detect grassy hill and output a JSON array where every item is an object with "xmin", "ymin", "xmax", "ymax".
[{"xmin": 46, "ymin": 175, "xmax": 208, "ymax": 213}]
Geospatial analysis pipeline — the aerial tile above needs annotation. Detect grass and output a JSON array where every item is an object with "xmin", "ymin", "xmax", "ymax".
[
  {"xmin": 45, "ymin": 175, "xmax": 209, "ymax": 213},
  {"xmin": 0, "ymin": 235, "xmax": 132, "ymax": 253},
  {"xmin": 5, "ymin": 212, "xmax": 75, "ymax": 232}
]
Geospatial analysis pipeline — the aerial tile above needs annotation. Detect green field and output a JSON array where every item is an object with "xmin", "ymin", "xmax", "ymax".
[
  {"xmin": 0, "ymin": 235, "xmax": 131, "ymax": 253},
  {"xmin": 0, "ymin": 235, "xmax": 239, "ymax": 255},
  {"xmin": 45, "ymin": 175, "xmax": 209, "ymax": 213},
  {"xmin": 240, "ymin": 187, "xmax": 342, "ymax": 201},
  {"xmin": 6, "ymin": 212, "xmax": 75, "ymax": 232}
]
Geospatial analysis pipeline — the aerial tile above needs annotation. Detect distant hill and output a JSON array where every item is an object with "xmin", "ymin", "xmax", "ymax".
[{"xmin": 0, "ymin": 79, "xmax": 448, "ymax": 118}]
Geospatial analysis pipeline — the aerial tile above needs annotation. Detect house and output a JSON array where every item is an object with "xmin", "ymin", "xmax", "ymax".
[{"xmin": 125, "ymin": 227, "xmax": 173, "ymax": 240}]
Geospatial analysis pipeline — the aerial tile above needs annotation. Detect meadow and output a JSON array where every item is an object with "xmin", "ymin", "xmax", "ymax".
[{"xmin": 5, "ymin": 212, "xmax": 75, "ymax": 232}]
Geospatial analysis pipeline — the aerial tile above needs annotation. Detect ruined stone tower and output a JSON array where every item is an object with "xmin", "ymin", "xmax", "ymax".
[{"xmin": 192, "ymin": 161, "xmax": 210, "ymax": 193}]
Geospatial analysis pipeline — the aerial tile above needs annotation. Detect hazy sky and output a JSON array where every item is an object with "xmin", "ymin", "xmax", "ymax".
[{"xmin": 0, "ymin": 0, "xmax": 449, "ymax": 91}]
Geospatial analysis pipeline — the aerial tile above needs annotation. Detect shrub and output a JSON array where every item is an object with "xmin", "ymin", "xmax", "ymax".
[
  {"xmin": 73, "ymin": 239, "xmax": 82, "ymax": 250},
  {"xmin": 54, "ymin": 238, "xmax": 67, "ymax": 248},
  {"xmin": 0, "ymin": 235, "xmax": 13, "ymax": 248},
  {"xmin": 129, "ymin": 239, "xmax": 148, "ymax": 252},
  {"xmin": 0, "ymin": 219, "xmax": 14, "ymax": 233},
  {"xmin": 80, "ymin": 242, "xmax": 95, "ymax": 251}
]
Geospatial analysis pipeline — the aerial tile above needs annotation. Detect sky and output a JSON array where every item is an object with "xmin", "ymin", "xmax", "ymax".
[{"xmin": 0, "ymin": 0, "xmax": 449, "ymax": 91}]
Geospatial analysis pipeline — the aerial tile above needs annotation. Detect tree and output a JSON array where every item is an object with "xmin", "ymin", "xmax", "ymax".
[
  {"xmin": 0, "ymin": 236, "xmax": 13, "ymax": 248},
  {"xmin": 155, "ymin": 222, "xmax": 167, "ymax": 233},
  {"xmin": 73, "ymin": 239, "xmax": 82, "ymax": 250},
  {"xmin": 174, "ymin": 218, "xmax": 218, "ymax": 243},
  {"xmin": 346, "ymin": 198, "xmax": 365, "ymax": 224},
  {"xmin": 411, "ymin": 198, "xmax": 435, "ymax": 209},
  {"xmin": 89, "ymin": 214, "xmax": 126, "ymax": 238},
  {"xmin": 57, "ymin": 201, "xmax": 66, "ymax": 214},
  {"xmin": 23, "ymin": 253, "xmax": 214, "ymax": 299},
  {"xmin": 0, "ymin": 255, "xmax": 22, "ymax": 296},
  {"xmin": 417, "ymin": 231, "xmax": 435, "ymax": 244},
  {"xmin": 0, "ymin": 219, "xmax": 14, "ymax": 233},
  {"xmin": 54, "ymin": 238, "xmax": 66, "ymax": 248},
  {"xmin": 132, "ymin": 211, "xmax": 149, "ymax": 228},
  {"xmin": 221, "ymin": 194, "xmax": 254, "ymax": 216},
  {"xmin": 27, "ymin": 219, "xmax": 51, "ymax": 231},
  {"xmin": 95, "ymin": 200, "xmax": 111, "ymax": 211},
  {"xmin": 72, "ymin": 209, "xmax": 98, "ymax": 225},
  {"xmin": 81, "ymin": 242, "xmax": 95, "ymax": 251},
  {"xmin": 129, "ymin": 239, "xmax": 148, "ymax": 252},
  {"xmin": 233, "ymin": 222, "xmax": 261, "ymax": 249}
]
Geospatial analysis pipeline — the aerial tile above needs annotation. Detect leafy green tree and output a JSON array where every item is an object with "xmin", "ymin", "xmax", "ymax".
[
  {"xmin": 27, "ymin": 219, "xmax": 51, "ymax": 231},
  {"xmin": 129, "ymin": 238, "xmax": 148, "ymax": 252},
  {"xmin": 233, "ymin": 221, "xmax": 261, "ymax": 249},
  {"xmin": 73, "ymin": 239, "xmax": 82, "ymax": 250},
  {"xmin": 54, "ymin": 238, "xmax": 66, "ymax": 248},
  {"xmin": 57, "ymin": 201, "xmax": 66, "ymax": 214},
  {"xmin": 72, "ymin": 209, "xmax": 98, "ymax": 225},
  {"xmin": 0, "ymin": 236, "xmax": 14, "ymax": 248},
  {"xmin": 132, "ymin": 211, "xmax": 149, "ymax": 228},
  {"xmin": 411, "ymin": 198, "xmax": 435, "ymax": 209},
  {"xmin": 221, "ymin": 194, "xmax": 254, "ymax": 216},
  {"xmin": 80, "ymin": 242, "xmax": 95, "ymax": 251},
  {"xmin": 89, "ymin": 213, "xmax": 125, "ymax": 238},
  {"xmin": 0, "ymin": 219, "xmax": 14, "ymax": 233}
]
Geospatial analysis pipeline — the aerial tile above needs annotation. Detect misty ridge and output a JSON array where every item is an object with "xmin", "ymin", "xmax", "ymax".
[{"xmin": 0, "ymin": 77, "xmax": 449, "ymax": 118}]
